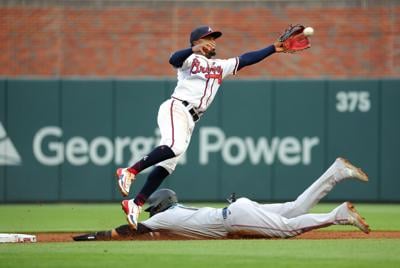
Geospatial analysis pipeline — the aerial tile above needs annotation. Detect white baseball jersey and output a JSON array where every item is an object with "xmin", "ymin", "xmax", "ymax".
[
  {"xmin": 156, "ymin": 54, "xmax": 239, "ymax": 173},
  {"xmin": 143, "ymin": 159, "xmax": 358, "ymax": 239},
  {"xmin": 171, "ymin": 54, "xmax": 239, "ymax": 112},
  {"xmin": 142, "ymin": 205, "xmax": 228, "ymax": 239}
]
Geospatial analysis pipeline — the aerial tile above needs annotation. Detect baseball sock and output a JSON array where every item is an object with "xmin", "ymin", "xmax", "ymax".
[
  {"xmin": 134, "ymin": 166, "xmax": 170, "ymax": 206},
  {"xmin": 127, "ymin": 145, "xmax": 175, "ymax": 175}
]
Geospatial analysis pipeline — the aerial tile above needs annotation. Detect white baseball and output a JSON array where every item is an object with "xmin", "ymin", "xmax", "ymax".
[{"xmin": 303, "ymin": 27, "xmax": 314, "ymax": 36}]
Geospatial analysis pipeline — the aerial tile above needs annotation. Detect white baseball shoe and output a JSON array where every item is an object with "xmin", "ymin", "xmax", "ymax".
[
  {"xmin": 121, "ymin": 199, "xmax": 142, "ymax": 230},
  {"xmin": 116, "ymin": 168, "xmax": 136, "ymax": 197},
  {"xmin": 346, "ymin": 202, "xmax": 371, "ymax": 234},
  {"xmin": 336, "ymin": 157, "xmax": 369, "ymax": 182}
]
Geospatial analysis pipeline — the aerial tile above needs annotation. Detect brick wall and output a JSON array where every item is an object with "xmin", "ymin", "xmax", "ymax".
[{"xmin": 1, "ymin": 1, "xmax": 400, "ymax": 78}]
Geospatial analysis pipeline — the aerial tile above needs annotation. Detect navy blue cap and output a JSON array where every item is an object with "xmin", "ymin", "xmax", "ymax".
[{"xmin": 190, "ymin": 26, "xmax": 222, "ymax": 45}]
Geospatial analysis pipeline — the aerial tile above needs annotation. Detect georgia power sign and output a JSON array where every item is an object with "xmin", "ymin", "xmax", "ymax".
[
  {"xmin": 0, "ymin": 122, "xmax": 22, "ymax": 165},
  {"xmin": 0, "ymin": 122, "xmax": 319, "ymax": 167}
]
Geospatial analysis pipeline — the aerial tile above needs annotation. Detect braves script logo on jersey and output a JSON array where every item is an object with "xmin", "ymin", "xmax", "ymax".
[{"xmin": 190, "ymin": 58, "xmax": 223, "ymax": 84}]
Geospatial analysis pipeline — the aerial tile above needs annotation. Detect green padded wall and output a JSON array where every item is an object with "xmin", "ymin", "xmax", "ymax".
[{"xmin": 1, "ymin": 79, "xmax": 399, "ymax": 202}]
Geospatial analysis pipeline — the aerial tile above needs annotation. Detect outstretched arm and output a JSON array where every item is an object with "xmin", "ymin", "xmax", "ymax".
[
  {"xmin": 169, "ymin": 40, "xmax": 216, "ymax": 68},
  {"xmin": 169, "ymin": 48, "xmax": 193, "ymax": 68},
  {"xmin": 237, "ymin": 42, "xmax": 284, "ymax": 71},
  {"xmin": 73, "ymin": 223, "xmax": 153, "ymax": 241}
]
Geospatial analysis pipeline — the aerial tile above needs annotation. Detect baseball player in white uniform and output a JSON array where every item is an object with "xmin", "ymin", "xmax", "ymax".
[
  {"xmin": 76, "ymin": 158, "xmax": 370, "ymax": 241},
  {"xmin": 115, "ymin": 25, "xmax": 287, "ymax": 229}
]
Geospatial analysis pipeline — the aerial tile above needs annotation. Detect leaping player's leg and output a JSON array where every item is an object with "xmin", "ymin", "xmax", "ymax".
[
  {"xmin": 116, "ymin": 145, "xmax": 175, "ymax": 197},
  {"xmin": 116, "ymin": 99, "xmax": 192, "ymax": 197},
  {"xmin": 130, "ymin": 99, "xmax": 190, "ymax": 175},
  {"xmin": 121, "ymin": 165, "xmax": 170, "ymax": 230},
  {"xmin": 133, "ymin": 166, "xmax": 171, "ymax": 206},
  {"xmin": 132, "ymin": 151, "xmax": 185, "ymax": 208},
  {"xmin": 120, "ymin": 100, "xmax": 194, "ymax": 229},
  {"xmin": 261, "ymin": 158, "xmax": 368, "ymax": 218}
]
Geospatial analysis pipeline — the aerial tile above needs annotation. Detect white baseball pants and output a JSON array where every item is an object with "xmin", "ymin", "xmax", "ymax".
[
  {"xmin": 223, "ymin": 159, "xmax": 353, "ymax": 238},
  {"xmin": 156, "ymin": 99, "xmax": 195, "ymax": 173}
]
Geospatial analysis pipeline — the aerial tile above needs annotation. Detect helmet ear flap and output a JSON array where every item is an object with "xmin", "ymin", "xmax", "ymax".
[
  {"xmin": 151, "ymin": 204, "xmax": 161, "ymax": 215},
  {"xmin": 145, "ymin": 188, "xmax": 178, "ymax": 217},
  {"xmin": 149, "ymin": 204, "xmax": 163, "ymax": 217}
]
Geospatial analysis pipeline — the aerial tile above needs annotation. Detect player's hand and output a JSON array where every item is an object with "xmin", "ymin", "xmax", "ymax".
[
  {"xmin": 192, "ymin": 40, "xmax": 216, "ymax": 55},
  {"xmin": 274, "ymin": 41, "xmax": 285, "ymax": 53}
]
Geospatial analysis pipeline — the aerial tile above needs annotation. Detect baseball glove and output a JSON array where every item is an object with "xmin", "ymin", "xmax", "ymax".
[{"xmin": 278, "ymin": 24, "xmax": 311, "ymax": 53}]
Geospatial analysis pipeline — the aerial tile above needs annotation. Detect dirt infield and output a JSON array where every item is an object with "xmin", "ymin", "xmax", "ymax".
[{"xmin": 36, "ymin": 231, "xmax": 400, "ymax": 242}]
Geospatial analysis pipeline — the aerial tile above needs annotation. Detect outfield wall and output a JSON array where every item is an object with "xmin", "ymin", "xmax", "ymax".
[
  {"xmin": 0, "ymin": 79, "xmax": 399, "ymax": 202},
  {"xmin": 2, "ymin": 1, "xmax": 400, "ymax": 79}
]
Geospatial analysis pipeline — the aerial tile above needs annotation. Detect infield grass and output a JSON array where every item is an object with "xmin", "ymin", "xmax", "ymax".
[{"xmin": 1, "ymin": 239, "xmax": 400, "ymax": 268}]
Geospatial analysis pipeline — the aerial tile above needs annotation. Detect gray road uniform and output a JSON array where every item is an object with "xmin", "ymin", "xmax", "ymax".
[{"xmin": 141, "ymin": 158, "xmax": 369, "ymax": 239}]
